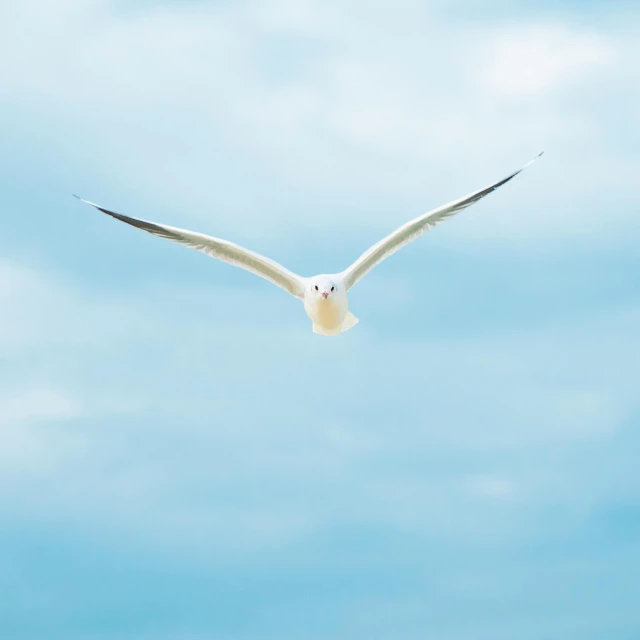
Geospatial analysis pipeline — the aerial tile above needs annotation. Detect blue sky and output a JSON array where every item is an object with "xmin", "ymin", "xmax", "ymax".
[{"xmin": 1, "ymin": 0, "xmax": 639, "ymax": 638}]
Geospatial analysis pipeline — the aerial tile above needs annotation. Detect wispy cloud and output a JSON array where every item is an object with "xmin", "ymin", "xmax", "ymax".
[
  {"xmin": 1, "ymin": 258, "xmax": 637, "ymax": 556},
  {"xmin": 1, "ymin": 0, "xmax": 637, "ymax": 246},
  {"xmin": 483, "ymin": 25, "xmax": 615, "ymax": 98},
  {"xmin": 1, "ymin": 1, "xmax": 639, "ymax": 638}
]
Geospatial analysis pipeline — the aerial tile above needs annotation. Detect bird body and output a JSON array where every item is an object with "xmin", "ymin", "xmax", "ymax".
[
  {"xmin": 301, "ymin": 275, "xmax": 354, "ymax": 335},
  {"xmin": 74, "ymin": 153, "xmax": 542, "ymax": 336}
]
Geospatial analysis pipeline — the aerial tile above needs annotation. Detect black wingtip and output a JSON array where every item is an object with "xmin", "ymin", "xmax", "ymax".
[
  {"xmin": 73, "ymin": 194, "xmax": 99, "ymax": 209},
  {"xmin": 521, "ymin": 151, "xmax": 544, "ymax": 171}
]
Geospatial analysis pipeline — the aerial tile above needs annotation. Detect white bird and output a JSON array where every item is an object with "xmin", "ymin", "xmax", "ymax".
[{"xmin": 74, "ymin": 153, "xmax": 542, "ymax": 336}]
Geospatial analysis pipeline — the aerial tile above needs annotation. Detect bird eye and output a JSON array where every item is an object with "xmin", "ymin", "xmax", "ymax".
[
  {"xmin": 331, "ymin": 286, "xmax": 335, "ymax": 291},
  {"xmin": 314, "ymin": 285, "xmax": 318, "ymax": 291}
]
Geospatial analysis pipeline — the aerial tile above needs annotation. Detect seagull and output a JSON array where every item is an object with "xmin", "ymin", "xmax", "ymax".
[{"xmin": 74, "ymin": 152, "xmax": 542, "ymax": 336}]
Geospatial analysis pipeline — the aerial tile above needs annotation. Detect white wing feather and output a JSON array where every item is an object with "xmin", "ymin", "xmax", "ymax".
[
  {"xmin": 74, "ymin": 197, "xmax": 306, "ymax": 299},
  {"xmin": 340, "ymin": 153, "xmax": 543, "ymax": 291}
]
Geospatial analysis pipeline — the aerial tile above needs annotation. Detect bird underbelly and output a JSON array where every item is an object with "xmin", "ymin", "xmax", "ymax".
[{"xmin": 306, "ymin": 301, "xmax": 345, "ymax": 330}]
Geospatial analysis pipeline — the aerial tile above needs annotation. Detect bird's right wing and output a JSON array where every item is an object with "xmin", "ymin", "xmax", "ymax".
[
  {"xmin": 74, "ymin": 196, "xmax": 306, "ymax": 299},
  {"xmin": 340, "ymin": 153, "xmax": 543, "ymax": 291}
]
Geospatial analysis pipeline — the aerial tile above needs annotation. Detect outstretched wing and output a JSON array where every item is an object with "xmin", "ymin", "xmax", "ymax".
[
  {"xmin": 340, "ymin": 153, "xmax": 543, "ymax": 291},
  {"xmin": 74, "ymin": 196, "xmax": 306, "ymax": 299}
]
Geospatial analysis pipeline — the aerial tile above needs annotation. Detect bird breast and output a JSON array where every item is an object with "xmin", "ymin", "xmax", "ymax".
[{"xmin": 304, "ymin": 297, "xmax": 346, "ymax": 330}]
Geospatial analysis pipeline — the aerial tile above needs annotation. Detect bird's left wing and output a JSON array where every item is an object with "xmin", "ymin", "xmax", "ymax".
[
  {"xmin": 340, "ymin": 153, "xmax": 543, "ymax": 291},
  {"xmin": 74, "ymin": 196, "xmax": 306, "ymax": 299}
]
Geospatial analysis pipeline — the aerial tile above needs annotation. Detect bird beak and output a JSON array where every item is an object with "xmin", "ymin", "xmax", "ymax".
[{"xmin": 321, "ymin": 291, "xmax": 329, "ymax": 299}]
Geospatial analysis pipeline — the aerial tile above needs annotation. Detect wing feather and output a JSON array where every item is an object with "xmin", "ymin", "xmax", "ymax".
[
  {"xmin": 341, "ymin": 153, "xmax": 543, "ymax": 291},
  {"xmin": 74, "ymin": 196, "xmax": 306, "ymax": 299}
]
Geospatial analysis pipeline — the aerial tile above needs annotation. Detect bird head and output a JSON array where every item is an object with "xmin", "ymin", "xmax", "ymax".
[{"xmin": 310, "ymin": 277, "xmax": 337, "ymax": 300}]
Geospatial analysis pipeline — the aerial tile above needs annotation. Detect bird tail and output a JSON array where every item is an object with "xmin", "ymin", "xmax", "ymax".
[{"xmin": 340, "ymin": 312, "xmax": 359, "ymax": 333}]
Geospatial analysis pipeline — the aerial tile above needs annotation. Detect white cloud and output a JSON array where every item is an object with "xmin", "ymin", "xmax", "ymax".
[
  {"xmin": 0, "ymin": 387, "xmax": 83, "ymax": 476},
  {"xmin": 0, "ymin": 261, "xmax": 149, "ymax": 357},
  {"xmin": 1, "ymin": 0, "xmax": 639, "ymax": 557},
  {"xmin": 0, "ymin": 0, "xmax": 636, "ymax": 247},
  {"xmin": 1, "ymin": 259, "xmax": 638, "ymax": 552},
  {"xmin": 465, "ymin": 474, "xmax": 515, "ymax": 500},
  {"xmin": 0, "ymin": 388, "xmax": 80, "ymax": 425},
  {"xmin": 484, "ymin": 25, "xmax": 615, "ymax": 98}
]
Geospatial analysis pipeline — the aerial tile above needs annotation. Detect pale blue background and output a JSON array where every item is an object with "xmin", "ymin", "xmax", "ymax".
[{"xmin": 1, "ymin": 1, "xmax": 639, "ymax": 638}]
